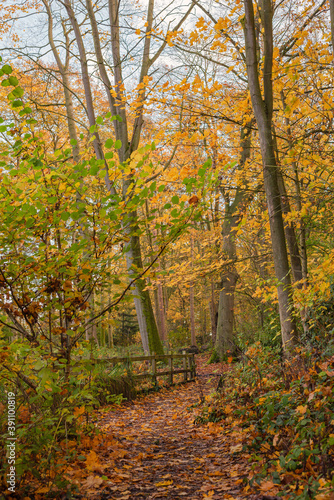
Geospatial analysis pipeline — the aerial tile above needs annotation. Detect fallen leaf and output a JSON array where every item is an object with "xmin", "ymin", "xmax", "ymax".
[
  {"xmin": 260, "ymin": 480, "xmax": 276, "ymax": 492},
  {"xmin": 230, "ymin": 443, "xmax": 243, "ymax": 453},
  {"xmin": 83, "ymin": 475, "xmax": 103, "ymax": 489},
  {"xmin": 85, "ymin": 450, "xmax": 100, "ymax": 471},
  {"xmin": 155, "ymin": 480, "xmax": 173, "ymax": 487}
]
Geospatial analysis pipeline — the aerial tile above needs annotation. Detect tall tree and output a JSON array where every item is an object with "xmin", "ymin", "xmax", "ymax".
[
  {"xmin": 215, "ymin": 122, "xmax": 254, "ymax": 358},
  {"xmin": 242, "ymin": 0, "xmax": 297, "ymax": 354},
  {"xmin": 41, "ymin": 0, "xmax": 195, "ymax": 353}
]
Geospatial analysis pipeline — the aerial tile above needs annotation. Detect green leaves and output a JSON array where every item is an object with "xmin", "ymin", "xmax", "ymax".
[
  {"xmin": 19, "ymin": 106, "xmax": 32, "ymax": 116},
  {"xmin": 2, "ymin": 64, "xmax": 12, "ymax": 74},
  {"xmin": 89, "ymin": 165, "xmax": 99, "ymax": 176},
  {"xmin": 61, "ymin": 211, "xmax": 70, "ymax": 221},
  {"xmin": 8, "ymin": 75, "xmax": 18, "ymax": 86}
]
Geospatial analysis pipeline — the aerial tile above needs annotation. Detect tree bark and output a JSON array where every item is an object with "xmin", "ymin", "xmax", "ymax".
[
  {"xmin": 62, "ymin": 0, "xmax": 112, "ymax": 191},
  {"xmin": 273, "ymin": 161, "xmax": 304, "ymax": 285},
  {"xmin": 280, "ymin": 91, "xmax": 309, "ymax": 283},
  {"xmin": 215, "ymin": 123, "xmax": 253, "ymax": 359},
  {"xmin": 189, "ymin": 235, "xmax": 196, "ymax": 346},
  {"xmin": 330, "ymin": 0, "xmax": 334, "ymax": 59},
  {"xmin": 210, "ymin": 278, "xmax": 217, "ymax": 345},
  {"xmin": 157, "ymin": 269, "xmax": 167, "ymax": 343},
  {"xmin": 243, "ymin": 0, "xmax": 297, "ymax": 354},
  {"xmin": 43, "ymin": 0, "xmax": 80, "ymax": 163}
]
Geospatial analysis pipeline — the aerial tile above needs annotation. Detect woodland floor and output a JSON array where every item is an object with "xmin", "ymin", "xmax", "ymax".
[{"xmin": 70, "ymin": 355, "xmax": 280, "ymax": 500}]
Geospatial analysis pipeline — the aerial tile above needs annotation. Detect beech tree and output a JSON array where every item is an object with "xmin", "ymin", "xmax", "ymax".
[{"xmin": 242, "ymin": 0, "xmax": 297, "ymax": 353}]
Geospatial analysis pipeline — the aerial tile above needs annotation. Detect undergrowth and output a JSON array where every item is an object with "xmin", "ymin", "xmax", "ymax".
[{"xmin": 197, "ymin": 339, "xmax": 334, "ymax": 499}]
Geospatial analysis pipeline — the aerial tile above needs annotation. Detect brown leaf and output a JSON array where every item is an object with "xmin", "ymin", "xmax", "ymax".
[
  {"xmin": 230, "ymin": 443, "xmax": 243, "ymax": 453},
  {"xmin": 260, "ymin": 480, "xmax": 276, "ymax": 492},
  {"xmin": 83, "ymin": 475, "xmax": 103, "ymax": 489},
  {"xmin": 188, "ymin": 195, "xmax": 199, "ymax": 205}
]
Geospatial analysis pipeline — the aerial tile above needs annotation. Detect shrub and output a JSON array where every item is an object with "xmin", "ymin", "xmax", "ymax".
[{"xmin": 196, "ymin": 341, "xmax": 334, "ymax": 498}]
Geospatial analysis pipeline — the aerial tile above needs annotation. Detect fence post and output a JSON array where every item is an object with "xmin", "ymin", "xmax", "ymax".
[
  {"xmin": 152, "ymin": 352, "xmax": 157, "ymax": 386},
  {"xmin": 190, "ymin": 353, "xmax": 195, "ymax": 379},
  {"xmin": 168, "ymin": 351, "xmax": 173, "ymax": 385},
  {"xmin": 182, "ymin": 350, "xmax": 187, "ymax": 381}
]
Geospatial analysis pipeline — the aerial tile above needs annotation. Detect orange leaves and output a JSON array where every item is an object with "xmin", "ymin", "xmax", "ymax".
[
  {"xmin": 85, "ymin": 451, "xmax": 101, "ymax": 472},
  {"xmin": 166, "ymin": 30, "xmax": 177, "ymax": 47},
  {"xmin": 203, "ymin": 490, "xmax": 215, "ymax": 499},
  {"xmin": 208, "ymin": 470, "xmax": 224, "ymax": 477},
  {"xmin": 168, "ymin": 166, "xmax": 179, "ymax": 181},
  {"xmin": 110, "ymin": 448, "xmax": 128, "ymax": 459},
  {"xmin": 73, "ymin": 406, "xmax": 85, "ymax": 418}
]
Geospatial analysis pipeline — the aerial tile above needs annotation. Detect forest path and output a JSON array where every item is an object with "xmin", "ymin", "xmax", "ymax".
[{"xmin": 75, "ymin": 355, "xmax": 270, "ymax": 500}]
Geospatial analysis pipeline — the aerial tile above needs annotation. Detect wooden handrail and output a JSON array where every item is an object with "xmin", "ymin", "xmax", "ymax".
[{"xmin": 74, "ymin": 351, "xmax": 197, "ymax": 384}]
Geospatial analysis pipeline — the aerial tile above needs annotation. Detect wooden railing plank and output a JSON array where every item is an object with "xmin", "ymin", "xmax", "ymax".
[{"xmin": 74, "ymin": 351, "xmax": 196, "ymax": 386}]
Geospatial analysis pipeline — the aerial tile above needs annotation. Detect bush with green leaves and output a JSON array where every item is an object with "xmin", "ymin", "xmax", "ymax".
[{"xmin": 198, "ymin": 340, "xmax": 334, "ymax": 498}]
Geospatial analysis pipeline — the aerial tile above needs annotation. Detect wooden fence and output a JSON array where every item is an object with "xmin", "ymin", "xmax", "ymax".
[{"xmin": 78, "ymin": 351, "xmax": 197, "ymax": 386}]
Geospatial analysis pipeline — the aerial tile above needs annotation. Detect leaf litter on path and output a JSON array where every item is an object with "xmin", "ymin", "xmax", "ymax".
[{"xmin": 71, "ymin": 355, "xmax": 281, "ymax": 500}]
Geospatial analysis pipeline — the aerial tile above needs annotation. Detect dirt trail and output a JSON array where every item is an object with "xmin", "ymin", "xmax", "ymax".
[{"xmin": 76, "ymin": 356, "xmax": 270, "ymax": 500}]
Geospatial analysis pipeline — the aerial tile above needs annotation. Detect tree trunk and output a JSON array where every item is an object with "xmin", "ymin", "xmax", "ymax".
[
  {"xmin": 280, "ymin": 91, "xmax": 309, "ymax": 284},
  {"xmin": 157, "ymin": 276, "xmax": 167, "ymax": 343},
  {"xmin": 62, "ymin": 0, "xmax": 163, "ymax": 354},
  {"xmin": 189, "ymin": 235, "xmax": 196, "ymax": 345},
  {"xmin": 43, "ymin": 0, "xmax": 80, "ymax": 163},
  {"xmin": 330, "ymin": 0, "xmax": 334, "ymax": 59},
  {"xmin": 276, "ymin": 169, "xmax": 303, "ymax": 284},
  {"xmin": 215, "ymin": 123, "xmax": 253, "ymax": 359},
  {"xmin": 216, "ymin": 267, "xmax": 238, "ymax": 357},
  {"xmin": 243, "ymin": 0, "xmax": 297, "ymax": 354},
  {"xmin": 210, "ymin": 278, "xmax": 217, "ymax": 344},
  {"xmin": 125, "ymin": 231, "xmax": 163, "ymax": 354}
]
